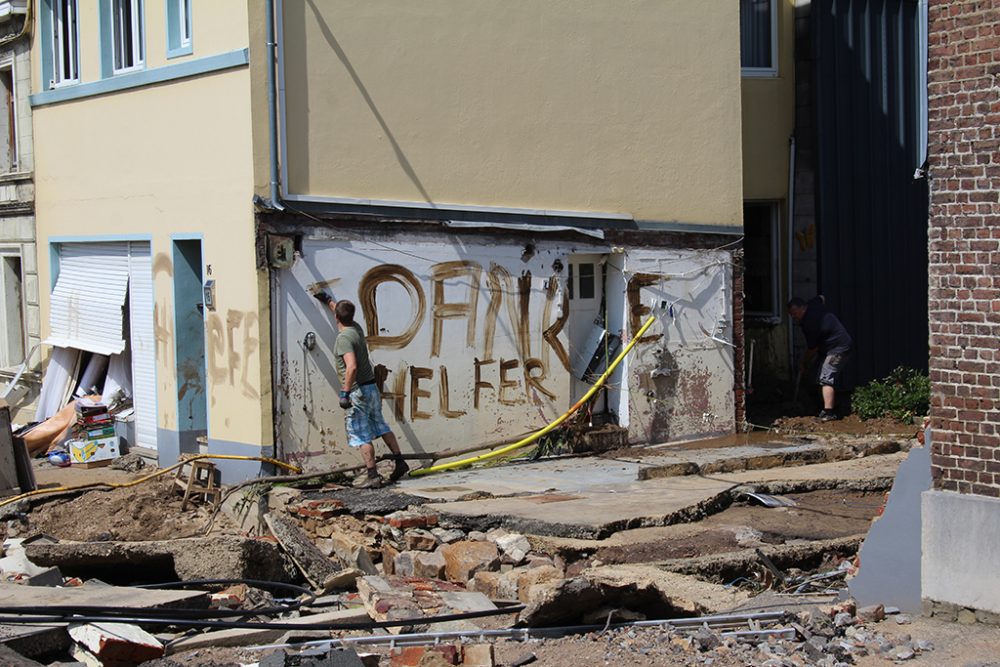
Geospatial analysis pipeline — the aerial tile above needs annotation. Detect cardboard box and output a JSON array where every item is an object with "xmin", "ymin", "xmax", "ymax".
[{"xmin": 68, "ymin": 436, "xmax": 121, "ymax": 465}]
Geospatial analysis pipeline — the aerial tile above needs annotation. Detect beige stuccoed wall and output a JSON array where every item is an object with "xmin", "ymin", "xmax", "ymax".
[
  {"xmin": 278, "ymin": 0, "xmax": 744, "ymax": 226},
  {"xmin": 741, "ymin": 0, "xmax": 796, "ymax": 201},
  {"xmin": 31, "ymin": 65, "xmax": 267, "ymax": 451}
]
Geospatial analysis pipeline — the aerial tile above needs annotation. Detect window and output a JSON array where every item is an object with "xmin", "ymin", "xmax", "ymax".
[
  {"xmin": 167, "ymin": 0, "xmax": 192, "ymax": 58},
  {"xmin": 50, "ymin": 0, "xmax": 80, "ymax": 86},
  {"xmin": 743, "ymin": 202, "xmax": 780, "ymax": 319},
  {"xmin": 112, "ymin": 0, "xmax": 145, "ymax": 73},
  {"xmin": 0, "ymin": 65, "xmax": 17, "ymax": 173},
  {"xmin": 0, "ymin": 250, "xmax": 24, "ymax": 368},
  {"xmin": 568, "ymin": 262, "xmax": 596, "ymax": 301},
  {"xmin": 740, "ymin": 0, "xmax": 777, "ymax": 76}
]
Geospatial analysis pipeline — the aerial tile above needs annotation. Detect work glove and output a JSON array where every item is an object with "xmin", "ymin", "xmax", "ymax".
[
  {"xmin": 339, "ymin": 390, "xmax": 352, "ymax": 409},
  {"xmin": 313, "ymin": 290, "xmax": 332, "ymax": 305}
]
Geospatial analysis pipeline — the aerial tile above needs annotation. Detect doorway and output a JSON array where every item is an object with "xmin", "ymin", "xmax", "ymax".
[
  {"xmin": 567, "ymin": 253, "xmax": 606, "ymax": 403},
  {"xmin": 0, "ymin": 252, "xmax": 23, "ymax": 368},
  {"xmin": 172, "ymin": 239, "xmax": 207, "ymax": 454}
]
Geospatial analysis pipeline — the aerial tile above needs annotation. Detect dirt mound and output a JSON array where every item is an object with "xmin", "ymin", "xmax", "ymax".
[
  {"xmin": 23, "ymin": 477, "xmax": 235, "ymax": 542},
  {"xmin": 773, "ymin": 414, "xmax": 916, "ymax": 437}
]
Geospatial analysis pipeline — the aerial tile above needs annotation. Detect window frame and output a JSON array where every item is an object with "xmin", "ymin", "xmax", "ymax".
[
  {"xmin": 111, "ymin": 0, "xmax": 146, "ymax": 75},
  {"xmin": 0, "ymin": 58, "xmax": 18, "ymax": 173},
  {"xmin": 742, "ymin": 201, "xmax": 782, "ymax": 321},
  {"xmin": 166, "ymin": 0, "xmax": 193, "ymax": 59},
  {"xmin": 49, "ymin": 0, "xmax": 81, "ymax": 88},
  {"xmin": 740, "ymin": 0, "xmax": 779, "ymax": 79},
  {"xmin": 0, "ymin": 245, "xmax": 26, "ymax": 369}
]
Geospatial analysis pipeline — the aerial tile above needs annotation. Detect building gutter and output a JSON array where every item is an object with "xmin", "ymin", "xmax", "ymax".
[{"xmin": 265, "ymin": 0, "xmax": 283, "ymax": 210}]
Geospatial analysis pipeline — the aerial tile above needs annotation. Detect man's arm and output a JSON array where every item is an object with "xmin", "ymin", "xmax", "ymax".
[{"xmin": 342, "ymin": 351, "xmax": 358, "ymax": 393}]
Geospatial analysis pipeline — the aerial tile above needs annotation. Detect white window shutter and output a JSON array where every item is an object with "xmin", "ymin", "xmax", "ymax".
[{"xmin": 47, "ymin": 243, "xmax": 130, "ymax": 356}]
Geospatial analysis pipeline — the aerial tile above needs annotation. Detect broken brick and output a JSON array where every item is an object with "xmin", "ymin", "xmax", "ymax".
[
  {"xmin": 461, "ymin": 644, "xmax": 495, "ymax": 667},
  {"xmin": 406, "ymin": 529, "xmax": 439, "ymax": 551},
  {"xmin": 387, "ymin": 511, "xmax": 438, "ymax": 530},
  {"xmin": 441, "ymin": 541, "xmax": 500, "ymax": 584}
]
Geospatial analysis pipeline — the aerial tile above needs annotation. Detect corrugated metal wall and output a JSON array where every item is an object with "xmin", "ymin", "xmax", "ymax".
[{"xmin": 813, "ymin": 0, "xmax": 928, "ymax": 386}]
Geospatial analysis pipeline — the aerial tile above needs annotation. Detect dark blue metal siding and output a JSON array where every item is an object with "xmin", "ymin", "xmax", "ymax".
[{"xmin": 814, "ymin": 0, "xmax": 928, "ymax": 386}]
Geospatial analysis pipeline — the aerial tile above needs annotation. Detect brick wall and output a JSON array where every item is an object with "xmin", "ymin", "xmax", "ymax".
[
  {"xmin": 732, "ymin": 247, "xmax": 747, "ymax": 429},
  {"xmin": 927, "ymin": 0, "xmax": 1000, "ymax": 497}
]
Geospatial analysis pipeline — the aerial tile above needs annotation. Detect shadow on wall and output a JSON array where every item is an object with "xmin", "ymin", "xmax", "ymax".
[{"xmin": 297, "ymin": 0, "xmax": 435, "ymax": 205}]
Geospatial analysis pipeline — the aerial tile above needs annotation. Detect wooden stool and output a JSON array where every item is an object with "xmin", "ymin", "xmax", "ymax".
[{"xmin": 174, "ymin": 459, "xmax": 222, "ymax": 511}]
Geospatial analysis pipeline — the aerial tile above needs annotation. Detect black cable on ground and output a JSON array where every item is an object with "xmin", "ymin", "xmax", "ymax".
[{"xmin": 0, "ymin": 604, "xmax": 524, "ymax": 632}]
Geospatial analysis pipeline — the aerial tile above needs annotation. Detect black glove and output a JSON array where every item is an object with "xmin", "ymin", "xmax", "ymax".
[
  {"xmin": 339, "ymin": 390, "xmax": 352, "ymax": 409},
  {"xmin": 313, "ymin": 291, "xmax": 332, "ymax": 305}
]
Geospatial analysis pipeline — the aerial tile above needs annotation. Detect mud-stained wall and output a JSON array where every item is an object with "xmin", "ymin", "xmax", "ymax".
[
  {"xmin": 275, "ymin": 237, "xmax": 573, "ymax": 470},
  {"xmin": 621, "ymin": 249, "xmax": 735, "ymax": 443}
]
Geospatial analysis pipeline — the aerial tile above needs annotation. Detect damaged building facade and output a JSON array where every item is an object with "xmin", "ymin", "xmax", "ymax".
[
  {"xmin": 0, "ymin": 0, "xmax": 40, "ymax": 421},
  {"xmin": 29, "ymin": 0, "xmax": 747, "ymax": 480}
]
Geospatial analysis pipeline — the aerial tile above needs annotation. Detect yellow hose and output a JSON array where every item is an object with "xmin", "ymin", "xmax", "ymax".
[
  {"xmin": 410, "ymin": 312, "xmax": 659, "ymax": 476},
  {"xmin": 0, "ymin": 454, "xmax": 301, "ymax": 509}
]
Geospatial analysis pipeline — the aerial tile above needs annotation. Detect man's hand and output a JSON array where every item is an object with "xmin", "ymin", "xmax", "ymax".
[
  {"xmin": 339, "ymin": 390, "xmax": 352, "ymax": 409},
  {"xmin": 313, "ymin": 290, "xmax": 333, "ymax": 305}
]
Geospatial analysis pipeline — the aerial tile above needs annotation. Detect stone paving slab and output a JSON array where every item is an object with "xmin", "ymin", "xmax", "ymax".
[{"xmin": 419, "ymin": 453, "xmax": 905, "ymax": 539}]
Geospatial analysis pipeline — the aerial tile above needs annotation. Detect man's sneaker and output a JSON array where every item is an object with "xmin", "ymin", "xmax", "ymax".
[
  {"xmin": 389, "ymin": 460, "xmax": 411, "ymax": 483},
  {"xmin": 359, "ymin": 473, "xmax": 385, "ymax": 489},
  {"xmin": 819, "ymin": 409, "xmax": 840, "ymax": 422}
]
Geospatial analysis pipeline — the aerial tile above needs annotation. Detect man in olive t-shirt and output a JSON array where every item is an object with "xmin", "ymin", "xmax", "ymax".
[{"xmin": 314, "ymin": 294, "xmax": 409, "ymax": 487}]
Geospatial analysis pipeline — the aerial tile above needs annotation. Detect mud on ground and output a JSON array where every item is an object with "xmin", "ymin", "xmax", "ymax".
[
  {"xmin": 18, "ymin": 477, "xmax": 236, "ymax": 542},
  {"xmin": 773, "ymin": 414, "xmax": 917, "ymax": 437}
]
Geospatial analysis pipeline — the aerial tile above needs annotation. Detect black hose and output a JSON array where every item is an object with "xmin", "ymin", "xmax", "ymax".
[{"xmin": 0, "ymin": 604, "xmax": 524, "ymax": 631}]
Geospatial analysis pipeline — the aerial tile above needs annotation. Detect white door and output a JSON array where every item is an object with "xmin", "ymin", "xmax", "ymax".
[{"xmin": 567, "ymin": 254, "xmax": 605, "ymax": 402}]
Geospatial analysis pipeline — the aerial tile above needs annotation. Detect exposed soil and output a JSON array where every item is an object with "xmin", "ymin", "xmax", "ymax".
[
  {"xmin": 773, "ymin": 413, "xmax": 917, "ymax": 437},
  {"xmin": 21, "ymin": 477, "xmax": 236, "ymax": 542}
]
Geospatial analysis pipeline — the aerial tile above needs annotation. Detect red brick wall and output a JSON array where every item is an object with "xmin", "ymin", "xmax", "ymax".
[
  {"xmin": 927, "ymin": 0, "xmax": 1000, "ymax": 497},
  {"xmin": 732, "ymin": 248, "xmax": 747, "ymax": 429}
]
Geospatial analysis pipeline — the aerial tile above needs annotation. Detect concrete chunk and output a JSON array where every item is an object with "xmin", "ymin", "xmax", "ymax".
[
  {"xmin": 265, "ymin": 513, "xmax": 341, "ymax": 588},
  {"xmin": 440, "ymin": 541, "xmax": 499, "ymax": 584}
]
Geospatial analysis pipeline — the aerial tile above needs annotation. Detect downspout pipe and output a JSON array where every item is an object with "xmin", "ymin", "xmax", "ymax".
[
  {"xmin": 265, "ymin": 0, "xmax": 284, "ymax": 211},
  {"xmin": 787, "ymin": 135, "xmax": 796, "ymax": 372}
]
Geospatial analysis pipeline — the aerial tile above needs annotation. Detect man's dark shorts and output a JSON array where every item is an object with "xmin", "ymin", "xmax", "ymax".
[{"xmin": 819, "ymin": 352, "xmax": 850, "ymax": 387}]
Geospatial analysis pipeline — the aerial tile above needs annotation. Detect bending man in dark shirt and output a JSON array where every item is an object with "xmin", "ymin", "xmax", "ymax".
[{"xmin": 787, "ymin": 296, "xmax": 853, "ymax": 421}]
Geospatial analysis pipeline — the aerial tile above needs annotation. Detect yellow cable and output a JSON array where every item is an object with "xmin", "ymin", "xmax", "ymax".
[
  {"xmin": 411, "ymin": 312, "xmax": 659, "ymax": 476},
  {"xmin": 0, "ymin": 454, "xmax": 300, "ymax": 509}
]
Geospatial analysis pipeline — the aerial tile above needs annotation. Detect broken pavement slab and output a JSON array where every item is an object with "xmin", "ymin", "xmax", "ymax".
[
  {"xmin": 418, "ymin": 454, "xmax": 905, "ymax": 539},
  {"xmin": 515, "ymin": 564, "xmax": 751, "ymax": 627},
  {"xmin": 0, "ymin": 582, "xmax": 207, "ymax": 660},
  {"xmin": 23, "ymin": 535, "xmax": 297, "ymax": 583},
  {"xmin": 356, "ymin": 575, "xmax": 497, "ymax": 631},
  {"xmin": 68, "ymin": 622, "xmax": 164, "ymax": 665}
]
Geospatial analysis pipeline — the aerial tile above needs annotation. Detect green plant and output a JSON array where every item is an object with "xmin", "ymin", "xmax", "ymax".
[{"xmin": 851, "ymin": 367, "xmax": 930, "ymax": 423}]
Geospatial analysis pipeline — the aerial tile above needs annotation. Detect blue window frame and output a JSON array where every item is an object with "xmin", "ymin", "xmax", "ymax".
[
  {"xmin": 166, "ymin": 0, "xmax": 193, "ymax": 58},
  {"xmin": 40, "ymin": 0, "xmax": 81, "ymax": 89}
]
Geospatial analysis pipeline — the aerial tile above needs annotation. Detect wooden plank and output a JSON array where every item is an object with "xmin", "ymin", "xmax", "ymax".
[
  {"xmin": 264, "ymin": 513, "xmax": 340, "ymax": 590},
  {"xmin": 164, "ymin": 607, "xmax": 371, "ymax": 654},
  {"xmin": 0, "ymin": 401, "xmax": 20, "ymax": 496}
]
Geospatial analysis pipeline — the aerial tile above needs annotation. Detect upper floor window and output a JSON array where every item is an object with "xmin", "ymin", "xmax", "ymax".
[
  {"xmin": 166, "ymin": 0, "xmax": 192, "ymax": 58},
  {"xmin": 112, "ymin": 0, "xmax": 145, "ymax": 74},
  {"xmin": 51, "ymin": 0, "xmax": 80, "ymax": 86},
  {"xmin": 740, "ymin": 0, "xmax": 777, "ymax": 77}
]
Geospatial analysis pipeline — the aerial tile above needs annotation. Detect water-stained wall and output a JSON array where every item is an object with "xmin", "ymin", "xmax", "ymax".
[{"xmin": 274, "ymin": 235, "xmax": 573, "ymax": 470}]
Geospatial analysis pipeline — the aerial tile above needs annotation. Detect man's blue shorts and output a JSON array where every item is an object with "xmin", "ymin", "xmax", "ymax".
[{"xmin": 345, "ymin": 383, "xmax": 392, "ymax": 447}]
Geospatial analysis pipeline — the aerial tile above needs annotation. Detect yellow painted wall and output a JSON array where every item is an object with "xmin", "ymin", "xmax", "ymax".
[
  {"xmin": 741, "ymin": 0, "xmax": 796, "ymax": 201},
  {"xmin": 33, "ymin": 0, "xmax": 249, "ymax": 90},
  {"xmin": 278, "ymin": 0, "xmax": 744, "ymax": 227},
  {"xmin": 31, "ymin": 66, "xmax": 267, "ymax": 448}
]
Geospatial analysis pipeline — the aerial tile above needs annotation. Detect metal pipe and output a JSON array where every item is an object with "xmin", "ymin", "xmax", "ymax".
[
  {"xmin": 245, "ymin": 610, "xmax": 789, "ymax": 652},
  {"xmin": 265, "ymin": 0, "xmax": 283, "ymax": 210}
]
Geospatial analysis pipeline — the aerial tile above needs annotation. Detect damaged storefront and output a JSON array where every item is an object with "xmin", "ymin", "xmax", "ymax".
[
  {"xmin": 265, "ymin": 222, "xmax": 738, "ymax": 472},
  {"xmin": 28, "ymin": 241, "xmax": 156, "ymax": 459}
]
